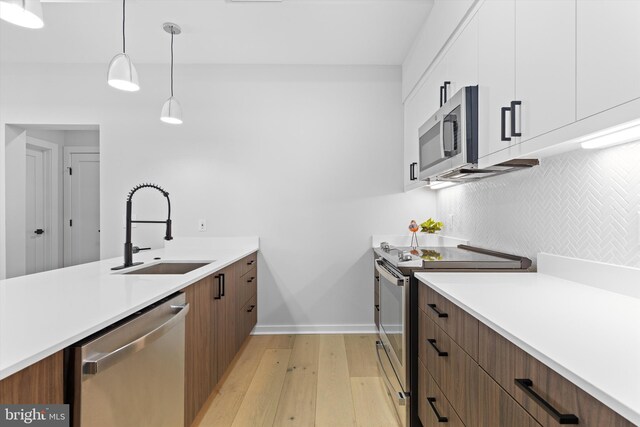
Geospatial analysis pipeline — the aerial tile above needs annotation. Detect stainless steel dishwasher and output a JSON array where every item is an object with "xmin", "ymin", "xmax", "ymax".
[{"xmin": 70, "ymin": 293, "xmax": 189, "ymax": 427}]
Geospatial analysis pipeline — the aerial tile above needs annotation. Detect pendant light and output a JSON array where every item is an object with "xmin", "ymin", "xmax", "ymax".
[
  {"xmin": 160, "ymin": 22, "xmax": 183, "ymax": 125},
  {"xmin": 107, "ymin": 0, "xmax": 139, "ymax": 92},
  {"xmin": 0, "ymin": 0, "xmax": 44, "ymax": 29}
]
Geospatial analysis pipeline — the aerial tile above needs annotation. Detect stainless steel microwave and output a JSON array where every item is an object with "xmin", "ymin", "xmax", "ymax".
[{"xmin": 418, "ymin": 86, "xmax": 478, "ymax": 181}]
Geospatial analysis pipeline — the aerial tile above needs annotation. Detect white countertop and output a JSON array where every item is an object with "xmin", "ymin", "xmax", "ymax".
[
  {"xmin": 414, "ymin": 253, "xmax": 640, "ymax": 426},
  {"xmin": 0, "ymin": 236, "xmax": 259, "ymax": 380}
]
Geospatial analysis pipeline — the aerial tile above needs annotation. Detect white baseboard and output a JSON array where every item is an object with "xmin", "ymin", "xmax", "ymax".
[{"xmin": 251, "ymin": 324, "xmax": 377, "ymax": 335}]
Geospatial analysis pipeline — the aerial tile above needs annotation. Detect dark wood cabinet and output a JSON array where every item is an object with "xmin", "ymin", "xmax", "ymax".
[
  {"xmin": 479, "ymin": 323, "xmax": 635, "ymax": 427},
  {"xmin": 419, "ymin": 281, "xmax": 635, "ymax": 427},
  {"xmin": 184, "ymin": 274, "xmax": 217, "ymax": 427},
  {"xmin": 478, "ymin": 368, "xmax": 541, "ymax": 427},
  {"xmin": 184, "ymin": 251, "xmax": 258, "ymax": 427},
  {"xmin": 0, "ymin": 351, "xmax": 64, "ymax": 405}
]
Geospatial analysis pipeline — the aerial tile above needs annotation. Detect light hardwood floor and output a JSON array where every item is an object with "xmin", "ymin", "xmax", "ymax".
[{"xmin": 193, "ymin": 334, "xmax": 401, "ymax": 427}]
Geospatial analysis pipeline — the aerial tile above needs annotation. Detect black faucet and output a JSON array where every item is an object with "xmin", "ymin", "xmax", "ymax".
[{"xmin": 112, "ymin": 183, "xmax": 173, "ymax": 270}]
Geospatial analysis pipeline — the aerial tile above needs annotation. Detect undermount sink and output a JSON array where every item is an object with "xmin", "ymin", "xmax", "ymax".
[{"xmin": 122, "ymin": 261, "xmax": 214, "ymax": 275}]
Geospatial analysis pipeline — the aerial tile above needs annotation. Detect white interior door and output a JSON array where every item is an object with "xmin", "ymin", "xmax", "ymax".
[
  {"xmin": 25, "ymin": 148, "xmax": 46, "ymax": 274},
  {"xmin": 65, "ymin": 151, "xmax": 100, "ymax": 266}
]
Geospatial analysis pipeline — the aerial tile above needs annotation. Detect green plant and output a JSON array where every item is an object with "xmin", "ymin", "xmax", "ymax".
[{"xmin": 420, "ymin": 218, "xmax": 444, "ymax": 234}]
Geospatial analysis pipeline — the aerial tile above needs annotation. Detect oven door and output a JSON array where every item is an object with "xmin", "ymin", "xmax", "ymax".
[{"xmin": 374, "ymin": 259, "xmax": 408, "ymax": 387}]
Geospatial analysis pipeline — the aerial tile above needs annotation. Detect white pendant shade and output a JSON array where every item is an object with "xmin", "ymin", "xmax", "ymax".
[
  {"xmin": 107, "ymin": 53, "xmax": 140, "ymax": 92},
  {"xmin": 160, "ymin": 96, "xmax": 183, "ymax": 125},
  {"xmin": 0, "ymin": 0, "xmax": 44, "ymax": 29}
]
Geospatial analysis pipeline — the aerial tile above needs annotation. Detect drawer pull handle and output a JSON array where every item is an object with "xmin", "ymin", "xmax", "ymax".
[
  {"xmin": 375, "ymin": 304, "xmax": 380, "ymax": 311},
  {"xmin": 247, "ymin": 305, "xmax": 256, "ymax": 313},
  {"xmin": 427, "ymin": 339, "xmax": 448, "ymax": 357},
  {"xmin": 514, "ymin": 379, "xmax": 579, "ymax": 424},
  {"xmin": 427, "ymin": 397, "xmax": 448, "ymax": 423},
  {"xmin": 427, "ymin": 304, "xmax": 448, "ymax": 318},
  {"xmin": 247, "ymin": 277, "xmax": 255, "ymax": 283},
  {"xmin": 247, "ymin": 260, "xmax": 256, "ymax": 266}
]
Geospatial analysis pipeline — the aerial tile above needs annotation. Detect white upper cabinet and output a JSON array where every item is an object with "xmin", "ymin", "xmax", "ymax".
[
  {"xmin": 404, "ymin": 59, "xmax": 446, "ymax": 191},
  {"xmin": 515, "ymin": 0, "xmax": 576, "ymax": 142},
  {"xmin": 446, "ymin": 15, "xmax": 479, "ymax": 96},
  {"xmin": 577, "ymin": 0, "xmax": 640, "ymax": 120},
  {"xmin": 478, "ymin": 0, "xmax": 575, "ymax": 163},
  {"xmin": 478, "ymin": 0, "xmax": 516, "ymax": 159}
]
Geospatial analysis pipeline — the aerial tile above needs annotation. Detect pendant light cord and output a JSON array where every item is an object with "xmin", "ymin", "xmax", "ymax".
[
  {"xmin": 122, "ymin": 0, "xmax": 126, "ymax": 53},
  {"xmin": 170, "ymin": 31, "xmax": 174, "ymax": 97}
]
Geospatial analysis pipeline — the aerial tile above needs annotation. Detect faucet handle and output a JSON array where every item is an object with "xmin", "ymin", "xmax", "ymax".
[{"xmin": 132, "ymin": 246, "xmax": 151, "ymax": 254}]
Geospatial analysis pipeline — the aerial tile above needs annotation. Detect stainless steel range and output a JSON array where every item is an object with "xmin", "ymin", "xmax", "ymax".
[{"xmin": 373, "ymin": 243, "xmax": 532, "ymax": 427}]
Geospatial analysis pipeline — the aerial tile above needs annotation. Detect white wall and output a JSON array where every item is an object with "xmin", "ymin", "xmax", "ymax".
[
  {"xmin": 0, "ymin": 63, "xmax": 437, "ymax": 332},
  {"xmin": 438, "ymin": 140, "xmax": 640, "ymax": 268},
  {"xmin": 3, "ymin": 127, "xmax": 99, "ymax": 277}
]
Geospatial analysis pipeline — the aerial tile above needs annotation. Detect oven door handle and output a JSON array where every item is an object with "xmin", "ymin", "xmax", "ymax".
[
  {"xmin": 375, "ymin": 259, "xmax": 406, "ymax": 287},
  {"xmin": 375, "ymin": 341, "xmax": 407, "ymax": 407}
]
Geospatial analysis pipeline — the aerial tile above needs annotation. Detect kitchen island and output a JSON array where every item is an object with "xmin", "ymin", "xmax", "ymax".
[{"xmin": 0, "ymin": 236, "xmax": 259, "ymax": 381}]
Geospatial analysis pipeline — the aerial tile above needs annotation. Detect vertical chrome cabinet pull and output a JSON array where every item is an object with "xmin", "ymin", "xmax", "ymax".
[
  {"xmin": 514, "ymin": 379, "xmax": 579, "ymax": 424},
  {"xmin": 510, "ymin": 100, "xmax": 522, "ymax": 137},
  {"xmin": 427, "ymin": 339, "xmax": 448, "ymax": 357},
  {"xmin": 427, "ymin": 397, "xmax": 448, "ymax": 423},
  {"xmin": 501, "ymin": 106, "xmax": 512, "ymax": 142}
]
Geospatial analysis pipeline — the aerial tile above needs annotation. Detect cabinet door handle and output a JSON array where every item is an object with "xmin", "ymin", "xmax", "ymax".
[
  {"xmin": 247, "ymin": 259, "xmax": 256, "ymax": 266},
  {"xmin": 501, "ymin": 107, "xmax": 512, "ymax": 142},
  {"xmin": 214, "ymin": 275, "xmax": 222, "ymax": 300},
  {"xmin": 409, "ymin": 163, "xmax": 414, "ymax": 181},
  {"xmin": 34, "ymin": 229, "xmax": 45, "ymax": 235},
  {"xmin": 247, "ymin": 277, "xmax": 255, "ymax": 283},
  {"xmin": 427, "ymin": 339, "xmax": 448, "ymax": 357},
  {"xmin": 375, "ymin": 304, "xmax": 380, "ymax": 311},
  {"xmin": 427, "ymin": 397, "xmax": 448, "ymax": 423},
  {"xmin": 440, "ymin": 86, "xmax": 445, "ymax": 107},
  {"xmin": 514, "ymin": 379, "xmax": 579, "ymax": 424},
  {"xmin": 220, "ymin": 273, "xmax": 225, "ymax": 297},
  {"xmin": 443, "ymin": 81, "xmax": 451, "ymax": 103},
  {"xmin": 247, "ymin": 305, "xmax": 256, "ymax": 313},
  {"xmin": 427, "ymin": 303, "xmax": 448, "ymax": 318},
  {"xmin": 510, "ymin": 100, "xmax": 522, "ymax": 137}
]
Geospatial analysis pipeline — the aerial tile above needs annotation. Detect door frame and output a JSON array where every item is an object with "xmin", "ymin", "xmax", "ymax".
[
  {"xmin": 63, "ymin": 146, "xmax": 100, "ymax": 267},
  {"xmin": 25, "ymin": 137, "xmax": 59, "ymax": 272}
]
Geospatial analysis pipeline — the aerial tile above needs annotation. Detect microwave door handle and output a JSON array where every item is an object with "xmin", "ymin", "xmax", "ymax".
[{"xmin": 442, "ymin": 118, "xmax": 456, "ymax": 157}]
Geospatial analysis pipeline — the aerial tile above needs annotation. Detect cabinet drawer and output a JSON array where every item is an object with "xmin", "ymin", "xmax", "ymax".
[
  {"xmin": 419, "ymin": 309, "xmax": 479, "ymax": 426},
  {"xmin": 239, "ymin": 266, "xmax": 257, "ymax": 307},
  {"xmin": 479, "ymin": 324, "xmax": 634, "ymax": 427},
  {"xmin": 239, "ymin": 252, "xmax": 257, "ymax": 277},
  {"xmin": 419, "ymin": 283, "xmax": 479, "ymax": 360},
  {"xmin": 479, "ymin": 368, "xmax": 541, "ymax": 427},
  {"xmin": 419, "ymin": 359, "xmax": 465, "ymax": 427}
]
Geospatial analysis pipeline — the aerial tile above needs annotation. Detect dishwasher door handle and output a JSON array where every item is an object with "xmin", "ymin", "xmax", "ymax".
[{"xmin": 83, "ymin": 303, "xmax": 190, "ymax": 375}]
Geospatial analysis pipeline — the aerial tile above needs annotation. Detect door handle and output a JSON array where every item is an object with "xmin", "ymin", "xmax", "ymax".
[
  {"xmin": 440, "ymin": 86, "xmax": 445, "ymax": 107},
  {"xmin": 246, "ymin": 305, "xmax": 256, "ymax": 313},
  {"xmin": 510, "ymin": 100, "xmax": 522, "ymax": 137},
  {"xmin": 220, "ymin": 273, "xmax": 225, "ymax": 297},
  {"xmin": 427, "ymin": 303, "xmax": 448, "ymax": 318},
  {"xmin": 501, "ymin": 107, "xmax": 512, "ymax": 142},
  {"xmin": 83, "ymin": 303, "xmax": 190, "ymax": 375},
  {"xmin": 443, "ymin": 81, "xmax": 451, "ymax": 103},
  {"xmin": 34, "ymin": 229, "xmax": 44, "ymax": 235},
  {"xmin": 427, "ymin": 339, "xmax": 448, "ymax": 357},
  {"xmin": 214, "ymin": 275, "xmax": 222, "ymax": 300},
  {"xmin": 514, "ymin": 379, "xmax": 579, "ymax": 424},
  {"xmin": 427, "ymin": 397, "xmax": 448, "ymax": 423}
]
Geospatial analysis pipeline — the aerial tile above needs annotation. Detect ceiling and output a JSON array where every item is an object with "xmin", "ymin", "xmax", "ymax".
[{"xmin": 0, "ymin": 0, "xmax": 434, "ymax": 65}]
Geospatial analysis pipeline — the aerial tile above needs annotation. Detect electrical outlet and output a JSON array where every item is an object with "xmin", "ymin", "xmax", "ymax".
[{"xmin": 198, "ymin": 219, "xmax": 207, "ymax": 232}]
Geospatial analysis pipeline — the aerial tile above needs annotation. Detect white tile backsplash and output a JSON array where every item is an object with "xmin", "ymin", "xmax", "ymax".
[{"xmin": 437, "ymin": 141, "xmax": 640, "ymax": 268}]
